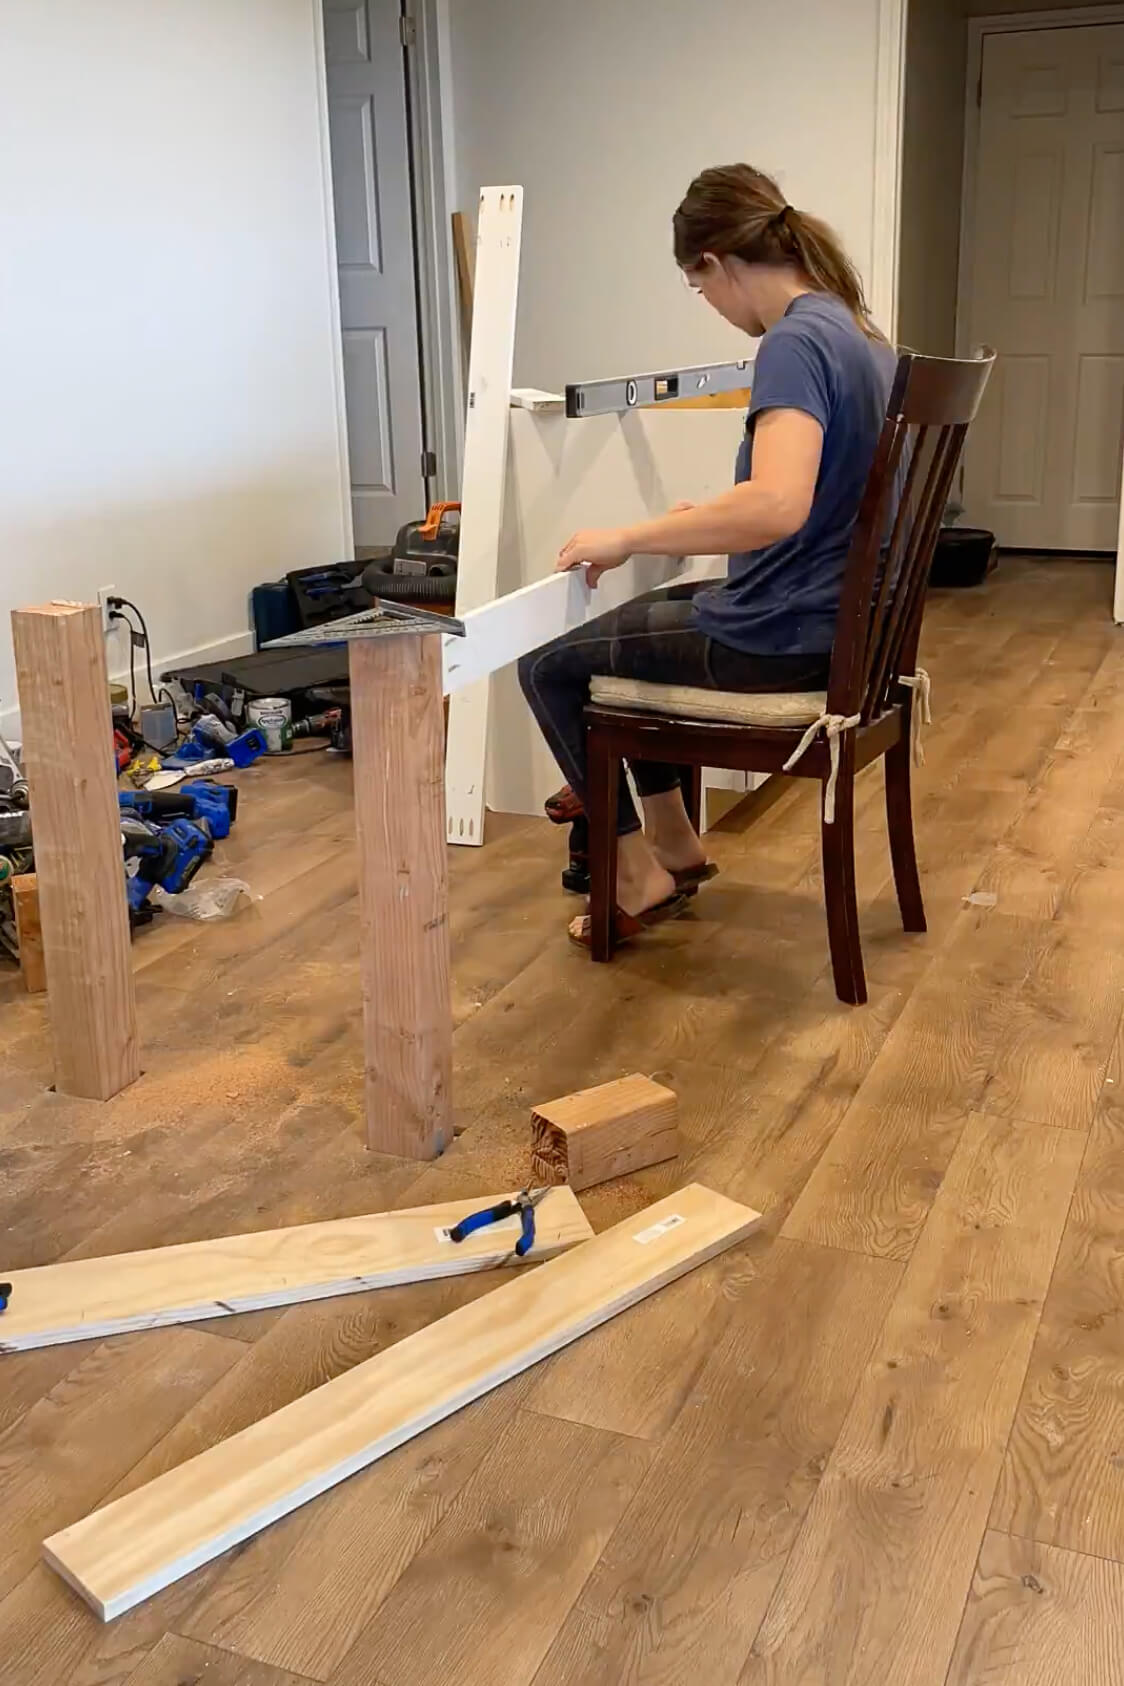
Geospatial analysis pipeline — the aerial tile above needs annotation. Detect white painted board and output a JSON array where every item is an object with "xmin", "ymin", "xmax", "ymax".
[{"xmin": 444, "ymin": 186, "xmax": 523, "ymax": 846}]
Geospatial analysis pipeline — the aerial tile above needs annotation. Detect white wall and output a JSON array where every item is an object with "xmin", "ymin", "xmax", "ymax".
[
  {"xmin": 448, "ymin": 0, "xmax": 896, "ymax": 390},
  {"xmin": 0, "ymin": 0, "xmax": 349, "ymax": 731}
]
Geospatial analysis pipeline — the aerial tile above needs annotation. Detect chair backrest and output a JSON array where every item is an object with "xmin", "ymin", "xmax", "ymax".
[{"xmin": 827, "ymin": 348, "xmax": 996, "ymax": 722}]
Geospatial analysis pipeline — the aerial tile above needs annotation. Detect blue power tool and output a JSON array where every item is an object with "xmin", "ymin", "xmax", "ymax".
[
  {"xmin": 119, "ymin": 782, "xmax": 238, "ymax": 840},
  {"xmin": 164, "ymin": 724, "xmax": 266, "ymax": 770},
  {"xmin": 121, "ymin": 814, "xmax": 213, "ymax": 924}
]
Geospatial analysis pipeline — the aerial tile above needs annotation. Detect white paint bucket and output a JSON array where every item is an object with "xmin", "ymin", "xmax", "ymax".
[{"xmin": 246, "ymin": 696, "xmax": 293, "ymax": 754}]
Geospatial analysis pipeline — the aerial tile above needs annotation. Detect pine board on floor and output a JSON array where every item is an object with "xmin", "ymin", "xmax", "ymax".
[
  {"xmin": 0, "ymin": 1187, "xmax": 593, "ymax": 1352},
  {"xmin": 43, "ymin": 1186, "xmax": 761, "ymax": 1621}
]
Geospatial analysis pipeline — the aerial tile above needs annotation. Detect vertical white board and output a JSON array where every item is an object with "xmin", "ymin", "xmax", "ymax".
[{"xmin": 445, "ymin": 186, "xmax": 523, "ymax": 845}]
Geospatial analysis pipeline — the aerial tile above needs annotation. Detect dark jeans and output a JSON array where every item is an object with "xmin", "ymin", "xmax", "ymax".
[{"xmin": 517, "ymin": 583, "xmax": 831, "ymax": 835}]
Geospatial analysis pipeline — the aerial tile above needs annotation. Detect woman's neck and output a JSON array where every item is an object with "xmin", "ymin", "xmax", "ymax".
[{"xmin": 756, "ymin": 268, "xmax": 815, "ymax": 331}]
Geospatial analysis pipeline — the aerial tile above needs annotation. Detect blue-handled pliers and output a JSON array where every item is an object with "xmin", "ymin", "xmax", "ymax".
[{"xmin": 447, "ymin": 1187, "xmax": 551, "ymax": 1259}]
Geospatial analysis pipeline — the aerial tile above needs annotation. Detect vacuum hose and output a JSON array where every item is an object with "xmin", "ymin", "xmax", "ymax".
[{"xmin": 360, "ymin": 560, "xmax": 456, "ymax": 604}]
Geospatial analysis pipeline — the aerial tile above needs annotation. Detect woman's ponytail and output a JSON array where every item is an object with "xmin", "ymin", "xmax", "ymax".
[{"xmin": 673, "ymin": 164, "xmax": 881, "ymax": 337}]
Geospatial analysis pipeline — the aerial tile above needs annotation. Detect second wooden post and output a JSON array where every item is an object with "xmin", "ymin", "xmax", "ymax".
[
  {"xmin": 349, "ymin": 632, "xmax": 452, "ymax": 1157},
  {"xmin": 11, "ymin": 602, "xmax": 140, "ymax": 1099}
]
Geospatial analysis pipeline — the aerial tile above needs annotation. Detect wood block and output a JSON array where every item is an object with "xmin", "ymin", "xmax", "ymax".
[
  {"xmin": 11, "ymin": 872, "xmax": 46, "ymax": 993},
  {"xmin": 43, "ymin": 1185, "xmax": 761, "ymax": 1621},
  {"xmin": 531, "ymin": 1073, "xmax": 679, "ymax": 1191},
  {"xmin": 349, "ymin": 632, "xmax": 452, "ymax": 1157},
  {"xmin": 10, "ymin": 602, "xmax": 139, "ymax": 1099},
  {"xmin": 0, "ymin": 1186, "xmax": 593, "ymax": 1353}
]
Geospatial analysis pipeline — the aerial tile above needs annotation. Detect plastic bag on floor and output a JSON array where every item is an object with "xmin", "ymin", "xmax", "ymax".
[{"xmin": 150, "ymin": 878, "xmax": 250, "ymax": 921}]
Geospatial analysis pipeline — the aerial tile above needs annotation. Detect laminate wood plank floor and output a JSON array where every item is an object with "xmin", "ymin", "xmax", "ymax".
[{"xmin": 1, "ymin": 559, "xmax": 1122, "ymax": 1684}]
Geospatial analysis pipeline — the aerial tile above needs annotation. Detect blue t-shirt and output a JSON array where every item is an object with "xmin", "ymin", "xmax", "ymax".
[{"xmin": 692, "ymin": 292, "xmax": 897, "ymax": 656}]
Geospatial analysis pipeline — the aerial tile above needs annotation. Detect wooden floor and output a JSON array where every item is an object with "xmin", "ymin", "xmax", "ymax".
[{"xmin": 1, "ymin": 557, "xmax": 1122, "ymax": 1686}]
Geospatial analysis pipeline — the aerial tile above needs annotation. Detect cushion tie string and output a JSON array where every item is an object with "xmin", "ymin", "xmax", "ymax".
[
  {"xmin": 782, "ymin": 712, "xmax": 861, "ymax": 823},
  {"xmin": 899, "ymin": 668, "xmax": 932, "ymax": 766}
]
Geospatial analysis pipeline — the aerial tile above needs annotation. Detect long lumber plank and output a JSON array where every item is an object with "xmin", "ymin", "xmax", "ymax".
[
  {"xmin": 44, "ymin": 1185, "xmax": 760, "ymax": 1620},
  {"xmin": 0, "ymin": 1189, "xmax": 592, "ymax": 1354}
]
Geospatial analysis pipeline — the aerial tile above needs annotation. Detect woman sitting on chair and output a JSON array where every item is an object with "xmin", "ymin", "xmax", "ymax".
[{"xmin": 518, "ymin": 163, "xmax": 897, "ymax": 946}]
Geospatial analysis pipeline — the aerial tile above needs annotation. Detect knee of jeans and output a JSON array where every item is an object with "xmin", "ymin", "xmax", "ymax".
[{"xmin": 516, "ymin": 648, "xmax": 538, "ymax": 699}]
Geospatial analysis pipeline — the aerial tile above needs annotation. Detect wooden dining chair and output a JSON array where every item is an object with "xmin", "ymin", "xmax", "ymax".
[{"xmin": 582, "ymin": 347, "xmax": 996, "ymax": 1004}]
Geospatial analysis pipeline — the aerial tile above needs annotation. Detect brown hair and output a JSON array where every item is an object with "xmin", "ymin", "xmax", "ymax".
[{"xmin": 673, "ymin": 163, "xmax": 880, "ymax": 336}]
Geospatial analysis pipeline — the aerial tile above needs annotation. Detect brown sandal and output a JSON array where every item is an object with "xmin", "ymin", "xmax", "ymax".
[
  {"xmin": 672, "ymin": 862, "xmax": 719, "ymax": 896},
  {"xmin": 568, "ymin": 891, "xmax": 689, "ymax": 949}
]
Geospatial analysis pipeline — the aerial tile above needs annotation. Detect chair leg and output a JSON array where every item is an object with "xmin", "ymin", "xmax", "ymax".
[
  {"xmin": 587, "ymin": 726, "xmax": 620, "ymax": 963},
  {"xmin": 821, "ymin": 753, "xmax": 867, "ymax": 1006},
  {"xmin": 885, "ymin": 726, "xmax": 926, "ymax": 933}
]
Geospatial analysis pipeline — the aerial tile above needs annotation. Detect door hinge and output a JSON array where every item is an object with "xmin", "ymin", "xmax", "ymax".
[
  {"xmin": 421, "ymin": 449, "xmax": 437, "ymax": 478},
  {"xmin": 399, "ymin": 13, "xmax": 416, "ymax": 47}
]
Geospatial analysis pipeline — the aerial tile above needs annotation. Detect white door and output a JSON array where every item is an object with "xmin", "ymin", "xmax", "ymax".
[
  {"xmin": 963, "ymin": 23, "xmax": 1124, "ymax": 550},
  {"xmin": 324, "ymin": 0, "xmax": 426, "ymax": 544}
]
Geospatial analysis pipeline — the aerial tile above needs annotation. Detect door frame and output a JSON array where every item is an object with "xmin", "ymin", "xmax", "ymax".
[
  {"xmin": 408, "ymin": 0, "xmax": 464, "ymax": 503},
  {"xmin": 312, "ymin": 1, "xmax": 357, "ymax": 557},
  {"xmin": 313, "ymin": 0, "xmax": 464, "ymax": 552},
  {"xmin": 956, "ymin": 3, "xmax": 1124, "ymax": 360},
  {"xmin": 872, "ymin": 0, "xmax": 907, "ymax": 338}
]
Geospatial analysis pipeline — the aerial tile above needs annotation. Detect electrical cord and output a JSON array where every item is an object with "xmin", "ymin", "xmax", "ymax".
[{"xmin": 107, "ymin": 596, "xmax": 174, "ymax": 711}]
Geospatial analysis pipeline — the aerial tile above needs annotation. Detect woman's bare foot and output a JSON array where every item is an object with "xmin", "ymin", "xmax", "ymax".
[
  {"xmin": 640, "ymin": 787, "xmax": 708, "ymax": 874},
  {"xmin": 567, "ymin": 833, "xmax": 678, "ymax": 942}
]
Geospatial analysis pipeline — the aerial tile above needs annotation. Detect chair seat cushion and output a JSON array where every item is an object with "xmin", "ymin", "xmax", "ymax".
[{"xmin": 588, "ymin": 675, "xmax": 828, "ymax": 728}]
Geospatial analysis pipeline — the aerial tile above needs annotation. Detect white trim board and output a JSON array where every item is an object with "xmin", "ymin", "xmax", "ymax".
[
  {"xmin": 444, "ymin": 186, "xmax": 523, "ymax": 846},
  {"xmin": 0, "ymin": 1188, "xmax": 592, "ymax": 1353},
  {"xmin": 44, "ymin": 1184, "xmax": 762, "ymax": 1621}
]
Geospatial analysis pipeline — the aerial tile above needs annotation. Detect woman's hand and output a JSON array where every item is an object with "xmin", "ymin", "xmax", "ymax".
[{"xmin": 555, "ymin": 528, "xmax": 633, "ymax": 587}]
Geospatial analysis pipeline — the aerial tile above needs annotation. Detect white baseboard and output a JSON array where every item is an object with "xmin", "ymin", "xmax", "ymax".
[{"xmin": 0, "ymin": 626, "xmax": 255, "ymax": 744}]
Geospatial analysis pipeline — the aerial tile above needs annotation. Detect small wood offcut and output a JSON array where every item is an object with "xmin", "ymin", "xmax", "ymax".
[{"xmin": 531, "ymin": 1074, "xmax": 680, "ymax": 1191}]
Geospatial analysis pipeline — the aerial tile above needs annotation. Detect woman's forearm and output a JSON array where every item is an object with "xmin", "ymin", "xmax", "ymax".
[{"xmin": 621, "ymin": 480, "xmax": 808, "ymax": 558}]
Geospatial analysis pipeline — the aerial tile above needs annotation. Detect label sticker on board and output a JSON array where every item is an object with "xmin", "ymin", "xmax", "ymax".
[{"xmin": 633, "ymin": 1213, "xmax": 685, "ymax": 1245}]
